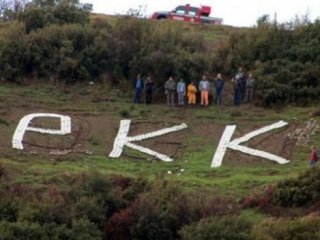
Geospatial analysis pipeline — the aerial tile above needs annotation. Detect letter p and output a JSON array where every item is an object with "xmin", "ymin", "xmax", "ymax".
[{"xmin": 12, "ymin": 113, "xmax": 71, "ymax": 150}]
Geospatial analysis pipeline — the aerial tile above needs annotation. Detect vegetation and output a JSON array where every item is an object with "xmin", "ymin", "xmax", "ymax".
[
  {"xmin": 0, "ymin": 0, "xmax": 210, "ymax": 88},
  {"xmin": 0, "ymin": 1, "xmax": 319, "ymax": 106},
  {"xmin": 221, "ymin": 17, "xmax": 320, "ymax": 105},
  {"xmin": 0, "ymin": 1, "xmax": 320, "ymax": 239},
  {"xmin": 0, "ymin": 82, "xmax": 317, "ymax": 239}
]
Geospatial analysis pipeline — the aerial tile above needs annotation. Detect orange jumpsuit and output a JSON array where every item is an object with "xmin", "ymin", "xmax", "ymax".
[{"xmin": 187, "ymin": 84, "xmax": 197, "ymax": 104}]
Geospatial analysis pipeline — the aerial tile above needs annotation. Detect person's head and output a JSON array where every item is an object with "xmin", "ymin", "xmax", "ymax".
[
  {"xmin": 202, "ymin": 75, "xmax": 207, "ymax": 80},
  {"xmin": 169, "ymin": 76, "xmax": 173, "ymax": 81},
  {"xmin": 311, "ymin": 145, "xmax": 315, "ymax": 150},
  {"xmin": 238, "ymin": 67, "xmax": 243, "ymax": 72},
  {"xmin": 147, "ymin": 76, "xmax": 151, "ymax": 81},
  {"xmin": 191, "ymin": 81, "xmax": 194, "ymax": 85},
  {"xmin": 248, "ymin": 73, "xmax": 253, "ymax": 79},
  {"xmin": 180, "ymin": 78, "xmax": 184, "ymax": 82},
  {"xmin": 217, "ymin": 73, "xmax": 222, "ymax": 79}
]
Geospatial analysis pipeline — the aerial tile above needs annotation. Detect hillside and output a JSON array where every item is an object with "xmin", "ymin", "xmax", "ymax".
[
  {"xmin": 0, "ymin": 83, "xmax": 313, "ymax": 192},
  {"xmin": 1, "ymin": 80, "xmax": 320, "ymax": 239}
]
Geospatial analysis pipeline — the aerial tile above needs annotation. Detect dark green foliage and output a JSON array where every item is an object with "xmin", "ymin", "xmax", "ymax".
[
  {"xmin": 0, "ymin": 11, "xmax": 209, "ymax": 87},
  {"xmin": 0, "ymin": 221, "xmax": 47, "ymax": 240},
  {"xmin": 0, "ymin": 220, "xmax": 102, "ymax": 240},
  {"xmin": 251, "ymin": 216, "xmax": 320, "ymax": 240},
  {"xmin": 272, "ymin": 168, "xmax": 320, "ymax": 207},
  {"xmin": 1, "ymin": 4, "xmax": 320, "ymax": 104},
  {"xmin": 219, "ymin": 20, "xmax": 320, "ymax": 105},
  {"xmin": 179, "ymin": 216, "xmax": 253, "ymax": 240},
  {"xmin": 106, "ymin": 180, "xmax": 238, "ymax": 240},
  {"xmin": 0, "ymin": 22, "xmax": 29, "ymax": 82},
  {"xmin": 2, "ymin": 169, "xmax": 320, "ymax": 239},
  {"xmin": 19, "ymin": 0, "xmax": 90, "ymax": 33}
]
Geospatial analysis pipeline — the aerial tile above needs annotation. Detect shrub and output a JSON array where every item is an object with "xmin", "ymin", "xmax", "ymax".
[
  {"xmin": 179, "ymin": 216, "xmax": 253, "ymax": 240},
  {"xmin": 0, "ymin": 221, "xmax": 47, "ymax": 240},
  {"xmin": 0, "ymin": 164, "xmax": 7, "ymax": 179},
  {"xmin": 68, "ymin": 218, "xmax": 103, "ymax": 240},
  {"xmin": 0, "ymin": 197, "xmax": 19, "ymax": 222},
  {"xmin": 218, "ymin": 20, "xmax": 320, "ymax": 105},
  {"xmin": 251, "ymin": 216, "xmax": 320, "ymax": 240},
  {"xmin": 272, "ymin": 168, "xmax": 320, "ymax": 207},
  {"xmin": 71, "ymin": 196, "xmax": 106, "ymax": 229}
]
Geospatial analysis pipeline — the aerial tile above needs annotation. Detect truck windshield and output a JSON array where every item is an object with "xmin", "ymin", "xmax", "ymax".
[
  {"xmin": 174, "ymin": 6, "xmax": 185, "ymax": 14},
  {"xmin": 189, "ymin": 7, "xmax": 198, "ymax": 16}
]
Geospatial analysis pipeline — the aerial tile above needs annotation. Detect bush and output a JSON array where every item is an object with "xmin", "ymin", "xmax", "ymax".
[
  {"xmin": 68, "ymin": 218, "xmax": 103, "ymax": 240},
  {"xmin": 179, "ymin": 216, "xmax": 253, "ymax": 240},
  {"xmin": 0, "ymin": 221, "xmax": 47, "ymax": 240},
  {"xmin": 272, "ymin": 168, "xmax": 320, "ymax": 207},
  {"xmin": 251, "ymin": 216, "xmax": 320, "ymax": 240},
  {"xmin": 218, "ymin": 20, "xmax": 320, "ymax": 106},
  {"xmin": 0, "ymin": 11, "xmax": 210, "ymax": 88},
  {"xmin": 0, "ymin": 219, "xmax": 103, "ymax": 240}
]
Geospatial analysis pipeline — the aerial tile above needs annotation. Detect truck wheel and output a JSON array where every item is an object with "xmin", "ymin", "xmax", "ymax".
[{"xmin": 157, "ymin": 16, "xmax": 167, "ymax": 20}]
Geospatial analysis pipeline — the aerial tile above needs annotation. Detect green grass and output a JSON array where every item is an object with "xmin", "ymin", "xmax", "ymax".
[{"xmin": 0, "ymin": 83, "xmax": 316, "ymax": 199}]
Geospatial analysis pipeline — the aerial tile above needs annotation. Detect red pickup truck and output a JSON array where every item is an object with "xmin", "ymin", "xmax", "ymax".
[{"xmin": 150, "ymin": 4, "xmax": 223, "ymax": 24}]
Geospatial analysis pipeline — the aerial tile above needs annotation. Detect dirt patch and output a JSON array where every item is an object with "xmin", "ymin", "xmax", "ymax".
[
  {"xmin": 224, "ymin": 123, "xmax": 298, "ymax": 166},
  {"xmin": 124, "ymin": 121, "xmax": 190, "ymax": 160},
  {"xmin": 0, "ymin": 106, "xmax": 303, "ymax": 166}
]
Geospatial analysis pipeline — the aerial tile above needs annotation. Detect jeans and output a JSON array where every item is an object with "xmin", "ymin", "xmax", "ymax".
[
  {"xmin": 177, "ymin": 92, "xmax": 185, "ymax": 105},
  {"xmin": 134, "ymin": 88, "xmax": 142, "ymax": 103},
  {"xmin": 215, "ymin": 88, "xmax": 223, "ymax": 105}
]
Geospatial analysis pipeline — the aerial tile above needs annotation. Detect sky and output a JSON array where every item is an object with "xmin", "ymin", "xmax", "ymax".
[{"xmin": 82, "ymin": 0, "xmax": 320, "ymax": 27}]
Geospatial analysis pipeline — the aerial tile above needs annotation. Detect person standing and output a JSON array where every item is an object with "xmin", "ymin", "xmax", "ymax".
[
  {"xmin": 309, "ymin": 145, "xmax": 318, "ymax": 168},
  {"xmin": 165, "ymin": 77, "xmax": 176, "ymax": 106},
  {"xmin": 199, "ymin": 75, "xmax": 210, "ymax": 107},
  {"xmin": 214, "ymin": 73, "xmax": 224, "ymax": 105},
  {"xmin": 145, "ymin": 76, "xmax": 154, "ymax": 104},
  {"xmin": 233, "ymin": 74, "xmax": 242, "ymax": 106},
  {"xmin": 237, "ymin": 67, "xmax": 246, "ymax": 101},
  {"xmin": 187, "ymin": 81, "xmax": 197, "ymax": 107},
  {"xmin": 177, "ymin": 78, "xmax": 186, "ymax": 106},
  {"xmin": 245, "ymin": 73, "xmax": 255, "ymax": 103},
  {"xmin": 133, "ymin": 73, "xmax": 144, "ymax": 103}
]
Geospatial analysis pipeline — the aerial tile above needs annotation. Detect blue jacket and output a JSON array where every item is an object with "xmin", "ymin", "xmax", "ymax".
[
  {"xmin": 215, "ymin": 79, "xmax": 224, "ymax": 91},
  {"xmin": 134, "ymin": 79, "xmax": 144, "ymax": 89}
]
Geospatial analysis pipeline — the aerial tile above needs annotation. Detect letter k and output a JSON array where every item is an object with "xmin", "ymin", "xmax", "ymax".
[
  {"xmin": 109, "ymin": 120, "xmax": 187, "ymax": 162},
  {"xmin": 211, "ymin": 121, "xmax": 290, "ymax": 168}
]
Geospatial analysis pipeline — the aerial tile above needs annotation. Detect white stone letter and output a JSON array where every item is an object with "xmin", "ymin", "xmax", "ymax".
[
  {"xmin": 109, "ymin": 120, "xmax": 188, "ymax": 162},
  {"xmin": 211, "ymin": 121, "xmax": 290, "ymax": 168},
  {"xmin": 12, "ymin": 113, "xmax": 71, "ymax": 150}
]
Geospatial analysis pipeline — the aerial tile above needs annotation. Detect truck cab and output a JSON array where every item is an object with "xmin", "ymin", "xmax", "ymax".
[{"xmin": 151, "ymin": 4, "xmax": 222, "ymax": 25}]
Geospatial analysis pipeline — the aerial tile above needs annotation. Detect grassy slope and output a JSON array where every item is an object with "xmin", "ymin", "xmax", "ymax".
[
  {"xmin": 0, "ymin": 19, "xmax": 317, "ymax": 226},
  {"xmin": 0, "ymin": 82, "xmax": 316, "ymax": 200}
]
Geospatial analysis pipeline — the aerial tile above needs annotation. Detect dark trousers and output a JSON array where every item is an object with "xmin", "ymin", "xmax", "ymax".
[
  {"xmin": 145, "ymin": 90, "xmax": 152, "ymax": 104},
  {"xmin": 167, "ymin": 92, "xmax": 175, "ymax": 106},
  {"xmin": 134, "ymin": 88, "xmax": 142, "ymax": 103},
  {"xmin": 245, "ymin": 87, "xmax": 253, "ymax": 102},
  {"xmin": 234, "ymin": 89, "xmax": 241, "ymax": 106},
  {"xmin": 215, "ymin": 88, "xmax": 223, "ymax": 105}
]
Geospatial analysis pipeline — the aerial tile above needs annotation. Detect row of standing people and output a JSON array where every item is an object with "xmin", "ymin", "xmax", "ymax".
[
  {"xmin": 164, "ymin": 74, "xmax": 224, "ymax": 107},
  {"xmin": 133, "ymin": 68, "xmax": 255, "ymax": 106}
]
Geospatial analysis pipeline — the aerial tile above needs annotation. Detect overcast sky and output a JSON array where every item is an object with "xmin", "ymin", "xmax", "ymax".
[{"xmin": 82, "ymin": 0, "xmax": 320, "ymax": 27}]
